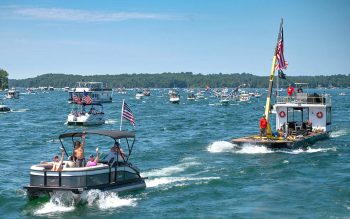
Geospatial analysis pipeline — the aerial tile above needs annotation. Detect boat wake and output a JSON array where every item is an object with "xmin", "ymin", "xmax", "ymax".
[
  {"xmin": 330, "ymin": 129, "xmax": 348, "ymax": 138},
  {"xmin": 33, "ymin": 190, "xmax": 137, "ymax": 215},
  {"xmin": 33, "ymin": 191, "xmax": 75, "ymax": 215},
  {"xmin": 207, "ymin": 141, "xmax": 336, "ymax": 154},
  {"xmin": 11, "ymin": 109, "xmax": 29, "ymax": 113},
  {"xmin": 143, "ymin": 157, "xmax": 219, "ymax": 189}
]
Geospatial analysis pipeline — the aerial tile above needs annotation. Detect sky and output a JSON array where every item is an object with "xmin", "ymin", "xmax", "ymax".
[{"xmin": 0, "ymin": 0, "xmax": 349, "ymax": 79}]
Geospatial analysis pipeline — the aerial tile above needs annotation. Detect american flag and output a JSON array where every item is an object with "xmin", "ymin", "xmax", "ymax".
[
  {"xmin": 275, "ymin": 20, "xmax": 288, "ymax": 70},
  {"xmin": 122, "ymin": 101, "xmax": 135, "ymax": 127},
  {"xmin": 82, "ymin": 90, "xmax": 93, "ymax": 105},
  {"xmin": 73, "ymin": 94, "xmax": 82, "ymax": 104}
]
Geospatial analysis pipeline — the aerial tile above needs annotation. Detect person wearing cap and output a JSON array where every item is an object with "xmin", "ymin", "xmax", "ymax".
[
  {"xmin": 86, "ymin": 147, "xmax": 99, "ymax": 167},
  {"xmin": 52, "ymin": 148, "xmax": 65, "ymax": 171},
  {"xmin": 259, "ymin": 114, "xmax": 267, "ymax": 139},
  {"xmin": 106, "ymin": 142, "xmax": 125, "ymax": 166}
]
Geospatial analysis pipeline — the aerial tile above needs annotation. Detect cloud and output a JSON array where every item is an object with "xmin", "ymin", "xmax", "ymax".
[{"xmin": 9, "ymin": 7, "xmax": 181, "ymax": 22}]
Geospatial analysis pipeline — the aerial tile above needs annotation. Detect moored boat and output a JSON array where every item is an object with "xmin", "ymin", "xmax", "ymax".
[
  {"xmin": 6, "ymin": 89, "xmax": 19, "ymax": 99},
  {"xmin": 23, "ymin": 130, "xmax": 146, "ymax": 199},
  {"xmin": 68, "ymin": 82, "xmax": 112, "ymax": 104}
]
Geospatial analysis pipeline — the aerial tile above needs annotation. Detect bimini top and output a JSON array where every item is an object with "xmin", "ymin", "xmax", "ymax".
[{"xmin": 59, "ymin": 130, "xmax": 135, "ymax": 140}]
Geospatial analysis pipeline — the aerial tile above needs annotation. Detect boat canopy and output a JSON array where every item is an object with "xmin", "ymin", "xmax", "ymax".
[{"xmin": 59, "ymin": 130, "xmax": 135, "ymax": 140}]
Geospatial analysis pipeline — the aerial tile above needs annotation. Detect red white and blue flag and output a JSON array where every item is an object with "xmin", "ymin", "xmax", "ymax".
[
  {"xmin": 275, "ymin": 20, "xmax": 288, "ymax": 70},
  {"xmin": 82, "ymin": 90, "xmax": 93, "ymax": 105},
  {"xmin": 73, "ymin": 94, "xmax": 82, "ymax": 104},
  {"xmin": 122, "ymin": 101, "xmax": 135, "ymax": 127}
]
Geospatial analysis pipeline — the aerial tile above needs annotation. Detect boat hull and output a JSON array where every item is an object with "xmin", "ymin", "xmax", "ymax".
[{"xmin": 231, "ymin": 132, "xmax": 329, "ymax": 149}]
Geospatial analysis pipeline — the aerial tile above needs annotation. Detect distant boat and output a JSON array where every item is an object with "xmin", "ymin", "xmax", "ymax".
[
  {"xmin": 67, "ymin": 103, "xmax": 105, "ymax": 126},
  {"xmin": 239, "ymin": 92, "xmax": 250, "ymax": 102},
  {"xmin": 64, "ymin": 87, "xmax": 70, "ymax": 92},
  {"xmin": 169, "ymin": 90, "xmax": 180, "ymax": 104},
  {"xmin": 339, "ymin": 92, "xmax": 346, "ymax": 96},
  {"xmin": 143, "ymin": 88, "xmax": 151, "ymax": 96},
  {"xmin": 187, "ymin": 93, "xmax": 195, "ymax": 100},
  {"xmin": 0, "ymin": 104, "xmax": 11, "ymax": 112},
  {"xmin": 6, "ymin": 89, "xmax": 20, "ymax": 99},
  {"xmin": 68, "ymin": 82, "xmax": 112, "ymax": 104},
  {"xmin": 135, "ymin": 91, "xmax": 144, "ymax": 100}
]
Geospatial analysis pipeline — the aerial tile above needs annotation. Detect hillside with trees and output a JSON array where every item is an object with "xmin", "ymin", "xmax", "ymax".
[
  {"xmin": 9, "ymin": 72, "xmax": 350, "ymax": 88},
  {"xmin": 0, "ymin": 69, "xmax": 9, "ymax": 90}
]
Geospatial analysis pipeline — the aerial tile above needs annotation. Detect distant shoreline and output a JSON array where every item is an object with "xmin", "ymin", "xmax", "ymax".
[{"xmin": 9, "ymin": 72, "xmax": 350, "ymax": 88}]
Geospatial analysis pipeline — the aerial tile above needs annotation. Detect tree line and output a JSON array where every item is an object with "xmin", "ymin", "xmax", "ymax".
[
  {"xmin": 8, "ymin": 72, "xmax": 350, "ymax": 88},
  {"xmin": 0, "ymin": 69, "xmax": 9, "ymax": 89}
]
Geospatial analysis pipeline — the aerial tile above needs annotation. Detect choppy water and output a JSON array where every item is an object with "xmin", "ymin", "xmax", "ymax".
[{"xmin": 0, "ymin": 88, "xmax": 349, "ymax": 218}]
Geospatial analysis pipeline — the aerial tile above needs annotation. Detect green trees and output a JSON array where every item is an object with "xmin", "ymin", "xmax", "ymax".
[
  {"xmin": 0, "ymin": 69, "xmax": 9, "ymax": 89},
  {"xmin": 8, "ymin": 72, "xmax": 350, "ymax": 88}
]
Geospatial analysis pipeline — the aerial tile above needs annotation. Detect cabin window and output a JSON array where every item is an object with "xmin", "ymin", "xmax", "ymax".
[
  {"xmin": 326, "ymin": 107, "xmax": 332, "ymax": 125},
  {"xmin": 287, "ymin": 107, "xmax": 309, "ymax": 123}
]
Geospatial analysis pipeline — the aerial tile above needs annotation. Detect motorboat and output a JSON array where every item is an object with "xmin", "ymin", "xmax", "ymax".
[
  {"xmin": 68, "ymin": 82, "xmax": 113, "ymax": 104},
  {"xmin": 67, "ymin": 103, "xmax": 105, "ymax": 126},
  {"xmin": 24, "ymin": 130, "xmax": 146, "ymax": 199},
  {"xmin": 239, "ymin": 92, "xmax": 250, "ymax": 102},
  {"xmin": 135, "ymin": 91, "xmax": 144, "ymax": 100},
  {"xmin": 0, "ymin": 104, "xmax": 11, "ymax": 112},
  {"xmin": 339, "ymin": 92, "xmax": 346, "ymax": 96},
  {"xmin": 187, "ymin": 93, "xmax": 195, "ymax": 100},
  {"xmin": 143, "ymin": 88, "xmax": 151, "ymax": 96},
  {"xmin": 195, "ymin": 92, "xmax": 205, "ymax": 100},
  {"xmin": 64, "ymin": 87, "xmax": 70, "ymax": 92},
  {"xmin": 6, "ymin": 89, "xmax": 19, "ymax": 99},
  {"xmin": 169, "ymin": 90, "xmax": 180, "ymax": 104},
  {"xmin": 232, "ymin": 20, "xmax": 332, "ymax": 149}
]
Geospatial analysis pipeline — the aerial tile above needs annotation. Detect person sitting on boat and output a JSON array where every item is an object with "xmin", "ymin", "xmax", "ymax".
[
  {"xmin": 106, "ymin": 142, "xmax": 125, "ymax": 165},
  {"xmin": 72, "ymin": 134, "xmax": 86, "ymax": 167},
  {"xmin": 52, "ymin": 148, "xmax": 65, "ymax": 171},
  {"xmin": 259, "ymin": 114, "xmax": 267, "ymax": 139},
  {"xmin": 297, "ymin": 85, "xmax": 303, "ymax": 93},
  {"xmin": 287, "ymin": 84, "xmax": 295, "ymax": 96},
  {"xmin": 86, "ymin": 147, "xmax": 99, "ymax": 167}
]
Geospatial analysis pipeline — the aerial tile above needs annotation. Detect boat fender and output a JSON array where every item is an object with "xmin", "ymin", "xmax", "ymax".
[
  {"xmin": 279, "ymin": 111, "xmax": 286, "ymax": 118},
  {"xmin": 316, "ymin": 111, "xmax": 323, "ymax": 119}
]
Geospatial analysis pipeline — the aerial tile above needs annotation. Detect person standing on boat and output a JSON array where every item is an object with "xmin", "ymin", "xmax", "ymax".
[
  {"xmin": 52, "ymin": 147, "xmax": 65, "ymax": 171},
  {"xmin": 106, "ymin": 142, "xmax": 125, "ymax": 165},
  {"xmin": 259, "ymin": 115, "xmax": 267, "ymax": 139},
  {"xmin": 72, "ymin": 133, "xmax": 86, "ymax": 167},
  {"xmin": 287, "ymin": 84, "xmax": 295, "ymax": 96}
]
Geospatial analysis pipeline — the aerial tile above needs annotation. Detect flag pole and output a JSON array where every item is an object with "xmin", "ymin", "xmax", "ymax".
[{"xmin": 119, "ymin": 99, "xmax": 125, "ymax": 131}]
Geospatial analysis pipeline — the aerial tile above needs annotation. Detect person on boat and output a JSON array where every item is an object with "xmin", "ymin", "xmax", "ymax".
[
  {"xmin": 72, "ymin": 134, "xmax": 86, "ymax": 167},
  {"xmin": 259, "ymin": 114, "xmax": 267, "ymax": 139},
  {"xmin": 86, "ymin": 147, "xmax": 99, "ymax": 167},
  {"xmin": 52, "ymin": 148, "xmax": 65, "ymax": 171},
  {"xmin": 297, "ymin": 85, "xmax": 303, "ymax": 93},
  {"xmin": 287, "ymin": 84, "xmax": 295, "ymax": 96},
  {"xmin": 106, "ymin": 142, "xmax": 125, "ymax": 165}
]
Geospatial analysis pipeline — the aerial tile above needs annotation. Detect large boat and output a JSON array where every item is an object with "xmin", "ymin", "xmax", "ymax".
[
  {"xmin": 68, "ymin": 82, "xmax": 112, "ymax": 104},
  {"xmin": 232, "ymin": 20, "xmax": 332, "ymax": 149},
  {"xmin": 24, "ymin": 130, "xmax": 146, "ymax": 199},
  {"xmin": 6, "ymin": 89, "xmax": 19, "ymax": 99},
  {"xmin": 67, "ymin": 103, "xmax": 105, "ymax": 126}
]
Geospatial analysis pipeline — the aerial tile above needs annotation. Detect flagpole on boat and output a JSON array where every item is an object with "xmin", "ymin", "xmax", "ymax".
[
  {"xmin": 264, "ymin": 18, "xmax": 283, "ymax": 137},
  {"xmin": 119, "ymin": 99, "xmax": 125, "ymax": 131}
]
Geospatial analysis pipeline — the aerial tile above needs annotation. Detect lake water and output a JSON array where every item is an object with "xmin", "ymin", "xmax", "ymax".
[{"xmin": 0, "ymin": 88, "xmax": 349, "ymax": 218}]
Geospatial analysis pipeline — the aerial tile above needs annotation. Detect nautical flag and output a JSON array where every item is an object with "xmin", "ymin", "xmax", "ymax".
[
  {"xmin": 73, "ymin": 94, "xmax": 82, "ymax": 104},
  {"xmin": 278, "ymin": 70, "xmax": 286, "ymax": 79},
  {"xmin": 82, "ymin": 90, "xmax": 92, "ymax": 104},
  {"xmin": 275, "ymin": 20, "xmax": 288, "ymax": 70},
  {"xmin": 122, "ymin": 101, "xmax": 136, "ymax": 127}
]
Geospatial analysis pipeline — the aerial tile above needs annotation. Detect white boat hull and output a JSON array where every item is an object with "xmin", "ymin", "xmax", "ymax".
[{"xmin": 67, "ymin": 113, "xmax": 105, "ymax": 126}]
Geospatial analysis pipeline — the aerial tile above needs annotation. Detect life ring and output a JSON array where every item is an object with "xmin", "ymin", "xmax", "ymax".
[
  {"xmin": 279, "ymin": 111, "xmax": 286, "ymax": 118},
  {"xmin": 316, "ymin": 111, "xmax": 323, "ymax": 119}
]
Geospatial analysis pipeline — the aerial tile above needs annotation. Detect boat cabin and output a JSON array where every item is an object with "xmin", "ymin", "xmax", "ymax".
[
  {"xmin": 68, "ymin": 82, "xmax": 113, "ymax": 103},
  {"xmin": 273, "ymin": 84, "xmax": 332, "ymax": 136}
]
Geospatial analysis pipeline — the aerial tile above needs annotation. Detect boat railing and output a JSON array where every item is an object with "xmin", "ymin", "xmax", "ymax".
[{"xmin": 276, "ymin": 93, "xmax": 331, "ymax": 105}]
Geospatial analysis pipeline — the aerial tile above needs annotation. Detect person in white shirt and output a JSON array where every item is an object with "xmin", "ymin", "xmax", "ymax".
[{"xmin": 106, "ymin": 142, "xmax": 125, "ymax": 166}]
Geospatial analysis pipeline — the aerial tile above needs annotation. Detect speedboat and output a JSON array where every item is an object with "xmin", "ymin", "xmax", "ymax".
[
  {"xmin": 135, "ymin": 91, "xmax": 144, "ymax": 99},
  {"xmin": 24, "ymin": 130, "xmax": 146, "ymax": 199},
  {"xmin": 0, "ymin": 104, "xmax": 11, "ymax": 112},
  {"xmin": 67, "ymin": 103, "xmax": 105, "ymax": 126},
  {"xmin": 143, "ymin": 88, "xmax": 151, "ymax": 96},
  {"xmin": 6, "ymin": 89, "xmax": 19, "ymax": 99},
  {"xmin": 239, "ymin": 92, "xmax": 250, "ymax": 102},
  {"xmin": 187, "ymin": 93, "xmax": 195, "ymax": 100},
  {"xmin": 68, "ymin": 82, "xmax": 113, "ymax": 104},
  {"xmin": 169, "ymin": 90, "xmax": 180, "ymax": 104}
]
